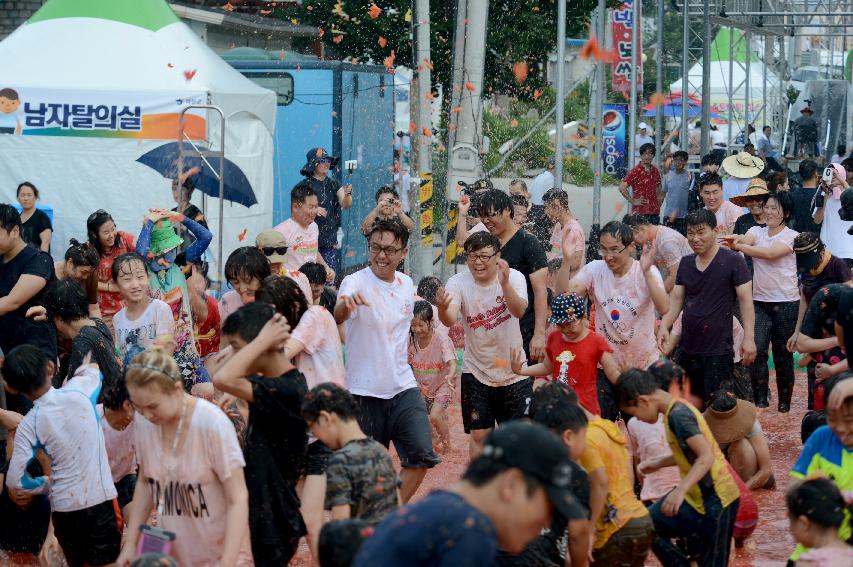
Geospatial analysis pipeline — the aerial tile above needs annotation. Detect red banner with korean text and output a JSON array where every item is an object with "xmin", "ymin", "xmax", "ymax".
[{"xmin": 611, "ymin": 1, "xmax": 642, "ymax": 94}]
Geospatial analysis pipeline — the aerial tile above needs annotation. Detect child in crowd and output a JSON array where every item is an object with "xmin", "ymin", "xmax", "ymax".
[
  {"xmin": 437, "ymin": 231, "xmax": 529, "ymax": 456},
  {"xmin": 415, "ymin": 275, "xmax": 451, "ymax": 339},
  {"xmin": 360, "ymin": 185, "xmax": 415, "ymax": 236},
  {"xmin": 37, "ymin": 279, "xmax": 121, "ymax": 388},
  {"xmin": 577, "ymin": 389, "xmax": 653, "ymax": 565},
  {"xmin": 0, "ymin": 459, "xmax": 50, "ymax": 556},
  {"xmin": 218, "ymin": 246, "xmax": 271, "ymax": 322},
  {"xmin": 273, "ymin": 182, "xmax": 335, "ymax": 281},
  {"xmin": 257, "ymin": 275, "xmax": 345, "ymax": 389},
  {"xmin": 300, "ymin": 261, "xmax": 338, "ymax": 312},
  {"xmin": 54, "ymin": 238, "xmax": 101, "ymax": 318},
  {"xmin": 513, "ymin": 293, "xmax": 620, "ymax": 415},
  {"xmin": 214, "ymin": 302, "xmax": 308, "ymax": 565},
  {"xmin": 97, "ymin": 370, "xmax": 137, "ymax": 519},
  {"xmin": 497, "ymin": 382, "xmax": 592, "ymax": 567},
  {"xmin": 257, "ymin": 274, "xmax": 343, "ymax": 560},
  {"xmin": 256, "ymin": 229, "xmax": 313, "ymax": 299},
  {"xmin": 302, "ymin": 383, "xmax": 399, "ymax": 524},
  {"xmin": 787, "ymin": 478, "xmax": 853, "ymax": 566},
  {"xmin": 184, "ymin": 261, "xmax": 220, "ymax": 362},
  {"xmin": 110, "ymin": 253, "xmax": 174, "ymax": 366},
  {"xmin": 318, "ymin": 519, "xmax": 372, "ymax": 567},
  {"xmin": 789, "ymin": 375, "xmax": 853, "ymax": 562},
  {"xmin": 408, "ymin": 300, "xmax": 457, "ymax": 453},
  {"xmin": 117, "ymin": 342, "xmax": 248, "ymax": 567},
  {"xmin": 87, "ymin": 209, "xmax": 136, "ymax": 331},
  {"xmin": 5, "ymin": 346, "xmax": 121, "ymax": 567},
  {"xmin": 137, "ymin": 208, "xmax": 212, "ymax": 393},
  {"xmin": 617, "ymin": 369, "xmax": 741, "ymax": 567},
  {"xmin": 352, "ymin": 421, "xmax": 586, "ymax": 567}
]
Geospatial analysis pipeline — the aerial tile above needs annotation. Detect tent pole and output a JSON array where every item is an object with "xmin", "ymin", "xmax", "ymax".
[
  {"xmin": 745, "ymin": 30, "xmax": 751, "ymax": 142},
  {"xmin": 727, "ymin": 28, "xmax": 734, "ymax": 149}
]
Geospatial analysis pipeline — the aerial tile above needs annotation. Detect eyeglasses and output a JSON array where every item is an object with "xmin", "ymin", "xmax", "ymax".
[
  {"xmin": 597, "ymin": 244, "xmax": 629, "ymax": 257},
  {"xmin": 319, "ymin": 157, "xmax": 334, "ymax": 165},
  {"xmin": 262, "ymin": 246, "xmax": 287, "ymax": 256},
  {"xmin": 368, "ymin": 244, "xmax": 404, "ymax": 256},
  {"xmin": 466, "ymin": 251, "xmax": 499, "ymax": 263}
]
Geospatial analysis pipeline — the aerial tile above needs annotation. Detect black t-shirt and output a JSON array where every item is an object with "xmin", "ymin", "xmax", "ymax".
[
  {"xmin": 733, "ymin": 215, "xmax": 764, "ymax": 274},
  {"xmin": 836, "ymin": 286, "xmax": 853, "ymax": 358},
  {"xmin": 0, "ymin": 244, "xmax": 57, "ymax": 359},
  {"xmin": 790, "ymin": 187, "xmax": 822, "ymax": 235},
  {"xmin": 667, "ymin": 402, "xmax": 719, "ymax": 506},
  {"xmin": 800, "ymin": 255, "xmax": 852, "ymax": 304},
  {"xmin": 499, "ymin": 228, "xmax": 549, "ymax": 333},
  {"xmin": 676, "ymin": 247, "xmax": 751, "ymax": 355},
  {"xmin": 305, "ymin": 176, "xmax": 342, "ymax": 249},
  {"xmin": 19, "ymin": 209, "xmax": 52, "ymax": 251},
  {"xmin": 67, "ymin": 319, "xmax": 121, "ymax": 392},
  {"xmin": 245, "ymin": 370, "xmax": 309, "ymax": 544},
  {"xmin": 495, "ymin": 460, "xmax": 590, "ymax": 567},
  {"xmin": 801, "ymin": 284, "xmax": 848, "ymax": 339},
  {"xmin": 319, "ymin": 286, "xmax": 337, "ymax": 314}
]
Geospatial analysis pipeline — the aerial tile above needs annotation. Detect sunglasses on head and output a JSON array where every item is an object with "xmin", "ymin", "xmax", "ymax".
[{"xmin": 262, "ymin": 246, "xmax": 287, "ymax": 256}]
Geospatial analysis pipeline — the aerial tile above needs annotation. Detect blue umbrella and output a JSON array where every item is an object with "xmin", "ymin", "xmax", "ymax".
[
  {"xmin": 136, "ymin": 142, "xmax": 257, "ymax": 207},
  {"xmin": 644, "ymin": 105, "xmax": 720, "ymax": 119}
]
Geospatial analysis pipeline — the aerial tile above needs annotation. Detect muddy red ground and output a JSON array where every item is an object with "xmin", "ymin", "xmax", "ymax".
[{"xmin": 6, "ymin": 371, "xmax": 806, "ymax": 566}]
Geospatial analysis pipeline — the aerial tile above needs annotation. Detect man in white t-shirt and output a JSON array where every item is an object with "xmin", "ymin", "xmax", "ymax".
[
  {"xmin": 634, "ymin": 122, "xmax": 654, "ymax": 157},
  {"xmin": 437, "ymin": 231, "xmax": 530, "ymax": 458},
  {"xmin": 273, "ymin": 182, "xmax": 335, "ymax": 282},
  {"xmin": 335, "ymin": 219, "xmax": 440, "ymax": 502},
  {"xmin": 814, "ymin": 165, "xmax": 853, "ymax": 262},
  {"xmin": 568, "ymin": 220, "xmax": 668, "ymax": 418},
  {"xmin": 529, "ymin": 158, "xmax": 556, "ymax": 206},
  {"xmin": 4, "ymin": 349, "xmax": 120, "ymax": 566}
]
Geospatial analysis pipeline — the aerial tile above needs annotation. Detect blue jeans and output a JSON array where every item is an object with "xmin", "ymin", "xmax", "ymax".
[{"xmin": 650, "ymin": 493, "xmax": 739, "ymax": 567}]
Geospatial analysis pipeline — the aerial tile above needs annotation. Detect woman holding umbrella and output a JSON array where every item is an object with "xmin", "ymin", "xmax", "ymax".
[
  {"xmin": 88, "ymin": 209, "xmax": 136, "ymax": 331},
  {"xmin": 171, "ymin": 166, "xmax": 209, "ymax": 257}
]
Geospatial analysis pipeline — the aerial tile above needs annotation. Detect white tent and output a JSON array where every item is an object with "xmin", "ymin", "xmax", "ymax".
[
  {"xmin": 0, "ymin": 0, "xmax": 276, "ymax": 276},
  {"xmin": 670, "ymin": 59, "xmax": 782, "ymax": 123}
]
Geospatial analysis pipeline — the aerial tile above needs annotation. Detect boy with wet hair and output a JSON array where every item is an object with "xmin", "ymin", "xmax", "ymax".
[
  {"xmin": 616, "ymin": 369, "xmax": 740, "ymax": 567},
  {"xmin": 214, "ymin": 302, "xmax": 309, "ymax": 565},
  {"xmin": 300, "ymin": 261, "xmax": 337, "ymax": 312},
  {"xmin": 301, "ymin": 383, "xmax": 399, "ymax": 525}
]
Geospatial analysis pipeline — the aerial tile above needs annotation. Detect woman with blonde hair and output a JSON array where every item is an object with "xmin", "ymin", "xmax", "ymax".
[{"xmin": 116, "ymin": 343, "xmax": 248, "ymax": 567}]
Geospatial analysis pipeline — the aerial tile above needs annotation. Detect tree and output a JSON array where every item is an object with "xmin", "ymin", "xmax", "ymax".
[{"xmin": 273, "ymin": 0, "xmax": 612, "ymax": 102}]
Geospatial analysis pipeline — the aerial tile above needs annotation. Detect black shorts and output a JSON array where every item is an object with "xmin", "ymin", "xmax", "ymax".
[
  {"xmin": 354, "ymin": 387, "xmax": 441, "ymax": 469},
  {"xmin": 252, "ymin": 535, "xmax": 301, "ymax": 566},
  {"xmin": 114, "ymin": 473, "xmax": 137, "ymax": 509},
  {"xmin": 52, "ymin": 499, "xmax": 121, "ymax": 567},
  {"xmin": 461, "ymin": 373, "xmax": 533, "ymax": 434},
  {"xmin": 306, "ymin": 440, "xmax": 333, "ymax": 476}
]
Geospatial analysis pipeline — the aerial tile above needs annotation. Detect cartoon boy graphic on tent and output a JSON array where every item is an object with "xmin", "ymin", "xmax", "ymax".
[{"xmin": 0, "ymin": 88, "xmax": 22, "ymax": 134}]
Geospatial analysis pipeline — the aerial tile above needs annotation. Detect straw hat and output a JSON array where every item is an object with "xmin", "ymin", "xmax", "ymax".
[
  {"xmin": 703, "ymin": 392, "xmax": 757, "ymax": 445},
  {"xmin": 730, "ymin": 178, "xmax": 770, "ymax": 207},
  {"xmin": 722, "ymin": 151, "xmax": 764, "ymax": 179}
]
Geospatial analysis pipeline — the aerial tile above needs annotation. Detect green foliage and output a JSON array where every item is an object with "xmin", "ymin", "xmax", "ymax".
[
  {"xmin": 272, "ymin": 0, "xmax": 615, "ymax": 102},
  {"xmin": 483, "ymin": 107, "xmax": 553, "ymax": 175}
]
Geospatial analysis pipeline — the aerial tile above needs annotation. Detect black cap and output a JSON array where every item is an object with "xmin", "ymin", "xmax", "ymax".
[
  {"xmin": 793, "ymin": 232, "xmax": 824, "ymax": 273},
  {"xmin": 479, "ymin": 421, "xmax": 586, "ymax": 520},
  {"xmin": 839, "ymin": 188, "xmax": 853, "ymax": 221}
]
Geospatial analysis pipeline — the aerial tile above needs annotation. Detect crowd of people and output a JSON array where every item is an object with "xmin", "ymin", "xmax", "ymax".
[{"xmin": 0, "ymin": 141, "xmax": 852, "ymax": 567}]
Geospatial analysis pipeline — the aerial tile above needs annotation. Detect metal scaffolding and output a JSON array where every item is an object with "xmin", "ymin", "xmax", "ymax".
[{"xmin": 677, "ymin": 0, "xmax": 853, "ymax": 156}]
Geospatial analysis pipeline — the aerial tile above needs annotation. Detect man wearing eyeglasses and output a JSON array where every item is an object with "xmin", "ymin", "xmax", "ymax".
[
  {"xmin": 299, "ymin": 147, "xmax": 353, "ymax": 275},
  {"xmin": 335, "ymin": 219, "xmax": 440, "ymax": 503}
]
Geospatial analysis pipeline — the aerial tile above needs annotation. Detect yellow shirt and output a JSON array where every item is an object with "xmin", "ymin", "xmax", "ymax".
[
  {"xmin": 663, "ymin": 399, "xmax": 739, "ymax": 514},
  {"xmin": 579, "ymin": 417, "xmax": 650, "ymax": 548}
]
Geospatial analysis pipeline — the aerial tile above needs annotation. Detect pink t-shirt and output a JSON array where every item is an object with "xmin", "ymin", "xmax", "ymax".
[
  {"xmin": 134, "ymin": 399, "xmax": 245, "ymax": 567},
  {"xmin": 445, "ymin": 268, "xmax": 528, "ymax": 387},
  {"xmin": 548, "ymin": 218, "xmax": 586, "ymax": 261},
  {"xmin": 654, "ymin": 225, "xmax": 692, "ymax": 280},
  {"xmin": 626, "ymin": 415, "xmax": 682, "ymax": 501},
  {"xmin": 709, "ymin": 201, "xmax": 742, "ymax": 235},
  {"xmin": 674, "ymin": 313, "xmax": 744, "ymax": 363},
  {"xmin": 279, "ymin": 267, "xmax": 314, "ymax": 303},
  {"xmin": 97, "ymin": 405, "xmax": 136, "ymax": 483},
  {"xmin": 290, "ymin": 305, "xmax": 345, "ymax": 389},
  {"xmin": 273, "ymin": 218, "xmax": 321, "ymax": 272},
  {"xmin": 408, "ymin": 329, "xmax": 456, "ymax": 401},
  {"xmin": 573, "ymin": 260, "xmax": 663, "ymax": 370},
  {"xmin": 746, "ymin": 225, "xmax": 799, "ymax": 302}
]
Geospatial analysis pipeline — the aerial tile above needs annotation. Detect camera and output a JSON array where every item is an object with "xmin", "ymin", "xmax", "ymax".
[{"xmin": 822, "ymin": 166, "xmax": 835, "ymax": 184}]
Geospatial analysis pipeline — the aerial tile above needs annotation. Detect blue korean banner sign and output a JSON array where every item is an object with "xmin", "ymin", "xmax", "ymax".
[{"xmin": 602, "ymin": 103, "xmax": 629, "ymax": 179}]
